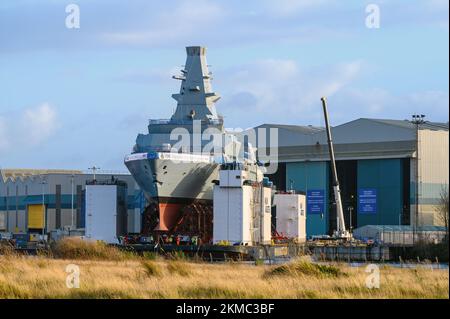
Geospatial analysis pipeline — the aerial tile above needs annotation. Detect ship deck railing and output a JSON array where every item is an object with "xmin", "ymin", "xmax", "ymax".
[{"xmin": 148, "ymin": 119, "xmax": 223, "ymax": 126}]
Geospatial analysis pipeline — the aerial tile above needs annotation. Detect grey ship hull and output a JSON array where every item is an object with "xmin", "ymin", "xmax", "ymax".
[
  {"xmin": 125, "ymin": 152, "xmax": 219, "ymax": 202},
  {"xmin": 125, "ymin": 152, "xmax": 219, "ymax": 231}
]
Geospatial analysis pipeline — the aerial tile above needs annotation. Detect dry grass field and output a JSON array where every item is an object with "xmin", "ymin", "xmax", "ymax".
[{"xmin": 0, "ymin": 239, "xmax": 448, "ymax": 299}]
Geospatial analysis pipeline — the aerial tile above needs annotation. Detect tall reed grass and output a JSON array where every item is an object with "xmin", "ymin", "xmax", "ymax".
[
  {"xmin": 0, "ymin": 240, "xmax": 448, "ymax": 299},
  {"xmin": 49, "ymin": 238, "xmax": 132, "ymax": 261}
]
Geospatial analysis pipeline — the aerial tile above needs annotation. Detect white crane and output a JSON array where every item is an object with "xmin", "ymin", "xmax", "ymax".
[{"xmin": 321, "ymin": 97, "xmax": 351, "ymax": 239}]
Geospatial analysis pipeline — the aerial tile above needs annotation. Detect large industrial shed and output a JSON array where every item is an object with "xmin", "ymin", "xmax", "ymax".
[
  {"xmin": 250, "ymin": 118, "xmax": 449, "ymax": 237},
  {"xmin": 0, "ymin": 169, "xmax": 144, "ymax": 234}
]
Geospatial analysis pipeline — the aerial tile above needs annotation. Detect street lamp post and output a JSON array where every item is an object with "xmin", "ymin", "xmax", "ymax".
[
  {"xmin": 348, "ymin": 206, "xmax": 354, "ymax": 232},
  {"xmin": 5, "ymin": 186, "xmax": 9, "ymax": 232},
  {"xmin": 411, "ymin": 114, "xmax": 426, "ymax": 244},
  {"xmin": 70, "ymin": 174, "xmax": 75, "ymax": 230},
  {"xmin": 88, "ymin": 166, "xmax": 101, "ymax": 182},
  {"xmin": 40, "ymin": 179, "xmax": 47, "ymax": 240}
]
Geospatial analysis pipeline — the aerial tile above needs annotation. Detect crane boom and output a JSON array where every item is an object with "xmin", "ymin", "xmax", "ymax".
[{"xmin": 320, "ymin": 97, "xmax": 350, "ymax": 239}]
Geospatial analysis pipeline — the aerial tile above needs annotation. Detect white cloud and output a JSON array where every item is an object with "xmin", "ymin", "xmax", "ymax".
[
  {"xmin": 216, "ymin": 59, "xmax": 364, "ymax": 126},
  {"xmin": 427, "ymin": 0, "xmax": 449, "ymax": 11},
  {"xmin": 408, "ymin": 90, "xmax": 449, "ymax": 118},
  {"xmin": 97, "ymin": 0, "xmax": 347, "ymax": 49},
  {"xmin": 0, "ymin": 117, "xmax": 9, "ymax": 151},
  {"xmin": 0, "ymin": 103, "xmax": 59, "ymax": 155},
  {"xmin": 2, "ymin": 0, "xmax": 448, "ymax": 52},
  {"xmin": 21, "ymin": 103, "xmax": 59, "ymax": 145},
  {"xmin": 101, "ymin": 0, "xmax": 224, "ymax": 46},
  {"xmin": 215, "ymin": 59, "xmax": 448, "ymax": 127},
  {"xmin": 423, "ymin": 0, "xmax": 449, "ymax": 29},
  {"xmin": 330, "ymin": 88, "xmax": 449, "ymax": 123},
  {"xmin": 263, "ymin": 0, "xmax": 335, "ymax": 17}
]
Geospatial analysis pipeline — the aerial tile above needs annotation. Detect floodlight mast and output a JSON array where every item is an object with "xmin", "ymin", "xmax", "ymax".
[
  {"xmin": 320, "ymin": 97, "xmax": 351, "ymax": 239},
  {"xmin": 88, "ymin": 166, "xmax": 100, "ymax": 181}
]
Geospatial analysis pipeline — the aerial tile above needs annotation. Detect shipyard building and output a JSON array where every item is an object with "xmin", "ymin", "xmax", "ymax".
[
  {"xmin": 253, "ymin": 118, "xmax": 449, "ymax": 237},
  {"xmin": 0, "ymin": 169, "xmax": 144, "ymax": 234},
  {"xmin": 1, "ymin": 118, "xmax": 448, "ymax": 240}
]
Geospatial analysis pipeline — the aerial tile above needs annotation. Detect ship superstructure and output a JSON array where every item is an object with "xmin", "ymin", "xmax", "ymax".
[{"xmin": 125, "ymin": 46, "xmax": 237, "ymax": 233}]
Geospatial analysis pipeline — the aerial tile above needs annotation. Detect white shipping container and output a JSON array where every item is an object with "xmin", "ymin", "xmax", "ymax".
[
  {"xmin": 85, "ymin": 185, "xmax": 119, "ymax": 244},
  {"xmin": 273, "ymin": 194, "xmax": 306, "ymax": 243},
  {"xmin": 213, "ymin": 185, "xmax": 253, "ymax": 245},
  {"xmin": 213, "ymin": 184, "xmax": 272, "ymax": 245}
]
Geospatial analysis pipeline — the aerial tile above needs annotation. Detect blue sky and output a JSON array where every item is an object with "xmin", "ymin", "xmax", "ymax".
[{"xmin": 0, "ymin": 0, "xmax": 448, "ymax": 170}]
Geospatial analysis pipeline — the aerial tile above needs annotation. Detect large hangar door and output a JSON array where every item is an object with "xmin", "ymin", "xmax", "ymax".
[
  {"xmin": 329, "ymin": 160, "xmax": 357, "ymax": 234},
  {"xmin": 28, "ymin": 204, "xmax": 45, "ymax": 229}
]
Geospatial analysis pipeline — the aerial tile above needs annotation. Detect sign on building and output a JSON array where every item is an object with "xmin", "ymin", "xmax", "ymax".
[
  {"xmin": 307, "ymin": 189, "xmax": 325, "ymax": 215},
  {"xmin": 358, "ymin": 188, "xmax": 377, "ymax": 214}
]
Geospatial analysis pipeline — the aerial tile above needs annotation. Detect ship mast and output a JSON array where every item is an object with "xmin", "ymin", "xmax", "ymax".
[{"xmin": 171, "ymin": 46, "xmax": 221, "ymax": 122}]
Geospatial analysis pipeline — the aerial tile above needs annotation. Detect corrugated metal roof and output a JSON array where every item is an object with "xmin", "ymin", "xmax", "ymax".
[
  {"xmin": 257, "ymin": 123, "xmax": 325, "ymax": 134},
  {"xmin": 257, "ymin": 118, "xmax": 448, "ymax": 138},
  {"xmin": 360, "ymin": 118, "xmax": 448, "ymax": 131},
  {"xmin": 0, "ymin": 169, "xmax": 83, "ymax": 182},
  {"xmin": 0, "ymin": 169, "xmax": 130, "ymax": 183}
]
